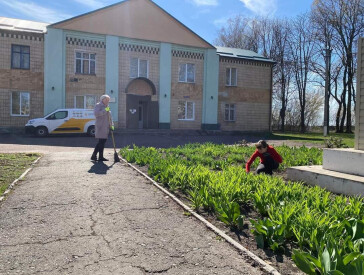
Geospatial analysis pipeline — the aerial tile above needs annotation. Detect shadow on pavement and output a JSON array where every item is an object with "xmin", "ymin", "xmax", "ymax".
[{"xmin": 88, "ymin": 161, "xmax": 111, "ymax": 175}]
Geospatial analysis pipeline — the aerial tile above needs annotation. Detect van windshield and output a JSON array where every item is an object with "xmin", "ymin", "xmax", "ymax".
[{"xmin": 46, "ymin": 111, "xmax": 68, "ymax": 120}]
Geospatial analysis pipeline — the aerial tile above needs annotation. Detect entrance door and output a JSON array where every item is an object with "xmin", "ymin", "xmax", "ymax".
[
  {"xmin": 126, "ymin": 94, "xmax": 159, "ymax": 129},
  {"xmin": 138, "ymin": 102, "xmax": 143, "ymax": 129},
  {"xmin": 126, "ymin": 94, "xmax": 148, "ymax": 129}
]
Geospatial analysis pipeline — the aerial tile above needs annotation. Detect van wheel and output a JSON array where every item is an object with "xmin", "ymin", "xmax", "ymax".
[
  {"xmin": 87, "ymin": 126, "xmax": 95, "ymax": 137},
  {"xmin": 35, "ymin": 127, "xmax": 48, "ymax": 137}
]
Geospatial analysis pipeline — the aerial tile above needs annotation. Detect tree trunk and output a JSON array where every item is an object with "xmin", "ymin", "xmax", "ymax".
[
  {"xmin": 280, "ymin": 108, "xmax": 286, "ymax": 132},
  {"xmin": 336, "ymin": 102, "xmax": 342, "ymax": 132},
  {"xmin": 279, "ymin": 72, "xmax": 286, "ymax": 132},
  {"xmin": 340, "ymin": 99, "xmax": 346, "ymax": 132},
  {"xmin": 300, "ymin": 107, "xmax": 305, "ymax": 133},
  {"xmin": 339, "ymin": 66, "xmax": 348, "ymax": 132}
]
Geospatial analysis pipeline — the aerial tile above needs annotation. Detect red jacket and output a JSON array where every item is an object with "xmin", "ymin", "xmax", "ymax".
[{"xmin": 245, "ymin": 146, "xmax": 283, "ymax": 172}]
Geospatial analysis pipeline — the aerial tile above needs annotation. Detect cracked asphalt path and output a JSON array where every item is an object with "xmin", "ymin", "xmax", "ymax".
[{"xmin": 0, "ymin": 147, "xmax": 264, "ymax": 275}]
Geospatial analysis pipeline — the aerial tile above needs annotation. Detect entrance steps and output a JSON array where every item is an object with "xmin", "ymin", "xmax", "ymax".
[
  {"xmin": 323, "ymin": 148, "xmax": 364, "ymax": 177},
  {"xmin": 287, "ymin": 148, "xmax": 364, "ymax": 197},
  {"xmin": 287, "ymin": 165, "xmax": 364, "ymax": 196}
]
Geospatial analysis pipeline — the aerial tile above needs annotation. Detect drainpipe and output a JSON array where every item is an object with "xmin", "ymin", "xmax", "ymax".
[{"xmin": 269, "ymin": 63, "xmax": 275, "ymax": 132}]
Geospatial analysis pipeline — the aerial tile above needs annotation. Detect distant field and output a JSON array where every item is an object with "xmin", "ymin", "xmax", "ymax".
[{"xmin": 267, "ymin": 132, "xmax": 355, "ymax": 148}]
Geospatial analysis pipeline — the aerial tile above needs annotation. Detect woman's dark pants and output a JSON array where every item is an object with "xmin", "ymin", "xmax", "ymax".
[
  {"xmin": 92, "ymin": 139, "xmax": 107, "ymax": 159},
  {"xmin": 256, "ymin": 154, "xmax": 279, "ymax": 175}
]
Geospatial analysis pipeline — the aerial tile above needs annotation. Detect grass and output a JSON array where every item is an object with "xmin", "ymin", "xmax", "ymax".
[
  {"xmin": 266, "ymin": 132, "xmax": 355, "ymax": 148},
  {"xmin": 0, "ymin": 153, "xmax": 40, "ymax": 196}
]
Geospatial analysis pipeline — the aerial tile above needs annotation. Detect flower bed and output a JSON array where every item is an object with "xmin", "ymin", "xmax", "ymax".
[{"xmin": 120, "ymin": 143, "xmax": 364, "ymax": 275}]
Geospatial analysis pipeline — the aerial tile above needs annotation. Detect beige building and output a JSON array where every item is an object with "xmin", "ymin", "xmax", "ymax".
[
  {"xmin": 0, "ymin": 0, "xmax": 275, "ymax": 133},
  {"xmin": 0, "ymin": 17, "xmax": 47, "ymax": 128},
  {"xmin": 216, "ymin": 47, "xmax": 273, "ymax": 132}
]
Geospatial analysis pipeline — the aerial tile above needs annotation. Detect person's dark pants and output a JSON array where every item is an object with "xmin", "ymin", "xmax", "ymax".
[
  {"xmin": 92, "ymin": 138, "xmax": 107, "ymax": 159},
  {"xmin": 256, "ymin": 153, "xmax": 279, "ymax": 175}
]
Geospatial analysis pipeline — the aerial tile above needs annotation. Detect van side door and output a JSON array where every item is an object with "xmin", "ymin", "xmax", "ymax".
[{"xmin": 46, "ymin": 110, "xmax": 69, "ymax": 134}]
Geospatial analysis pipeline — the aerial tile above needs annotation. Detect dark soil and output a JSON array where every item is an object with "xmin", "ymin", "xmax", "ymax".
[{"xmin": 197, "ymin": 203, "xmax": 304, "ymax": 275}]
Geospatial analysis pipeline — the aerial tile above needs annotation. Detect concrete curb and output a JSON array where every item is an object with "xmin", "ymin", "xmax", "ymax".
[
  {"xmin": 120, "ymin": 156, "xmax": 281, "ymax": 275},
  {"xmin": 0, "ymin": 155, "xmax": 42, "ymax": 203}
]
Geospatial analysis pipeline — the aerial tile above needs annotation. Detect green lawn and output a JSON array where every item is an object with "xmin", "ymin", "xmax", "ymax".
[
  {"xmin": 267, "ymin": 132, "xmax": 355, "ymax": 148},
  {"xmin": 0, "ymin": 153, "xmax": 40, "ymax": 196}
]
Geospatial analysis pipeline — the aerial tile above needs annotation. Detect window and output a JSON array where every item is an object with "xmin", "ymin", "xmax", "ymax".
[
  {"xmin": 11, "ymin": 92, "xmax": 30, "ymax": 116},
  {"xmin": 224, "ymin": 104, "xmax": 235, "ymax": 121},
  {"xmin": 74, "ymin": 95, "xmax": 97, "ymax": 109},
  {"xmin": 12, "ymin": 45, "xmax": 30, "ymax": 69},
  {"xmin": 75, "ymin": 52, "xmax": 96, "ymax": 74},
  {"xmin": 178, "ymin": 101, "xmax": 195, "ymax": 120},
  {"xmin": 179, "ymin": 63, "xmax": 195, "ymax": 83},
  {"xmin": 130, "ymin": 58, "xmax": 148, "ymax": 78},
  {"xmin": 226, "ymin": 68, "xmax": 237, "ymax": 86},
  {"xmin": 46, "ymin": 111, "xmax": 68, "ymax": 120}
]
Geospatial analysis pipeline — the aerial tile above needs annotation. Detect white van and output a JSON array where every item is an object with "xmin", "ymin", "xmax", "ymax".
[{"xmin": 25, "ymin": 109, "xmax": 95, "ymax": 137}]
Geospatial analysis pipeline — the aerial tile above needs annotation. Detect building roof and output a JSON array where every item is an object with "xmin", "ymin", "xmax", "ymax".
[
  {"xmin": 215, "ymin": 46, "xmax": 275, "ymax": 63},
  {"xmin": 0, "ymin": 17, "xmax": 49, "ymax": 33},
  {"xmin": 50, "ymin": 0, "xmax": 214, "ymax": 49}
]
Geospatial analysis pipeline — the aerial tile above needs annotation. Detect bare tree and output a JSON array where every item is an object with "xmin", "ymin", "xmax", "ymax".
[
  {"xmin": 256, "ymin": 17, "xmax": 276, "ymax": 58},
  {"xmin": 311, "ymin": 6, "xmax": 336, "ymax": 134},
  {"xmin": 288, "ymin": 14, "xmax": 316, "ymax": 133},
  {"xmin": 284, "ymin": 91, "xmax": 323, "ymax": 130},
  {"xmin": 285, "ymin": 101, "xmax": 301, "ymax": 131},
  {"xmin": 310, "ymin": 6, "xmax": 349, "ymax": 133},
  {"xmin": 305, "ymin": 91, "xmax": 325, "ymax": 127},
  {"xmin": 214, "ymin": 15, "xmax": 259, "ymax": 52},
  {"xmin": 312, "ymin": 0, "xmax": 364, "ymax": 133},
  {"xmin": 328, "ymin": 60, "xmax": 346, "ymax": 131},
  {"xmin": 271, "ymin": 19, "xmax": 293, "ymax": 132}
]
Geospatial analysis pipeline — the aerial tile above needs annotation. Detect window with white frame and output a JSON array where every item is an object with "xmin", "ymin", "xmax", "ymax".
[
  {"xmin": 130, "ymin": 58, "xmax": 148, "ymax": 78},
  {"xmin": 178, "ymin": 101, "xmax": 195, "ymax": 120},
  {"xmin": 74, "ymin": 95, "xmax": 97, "ymax": 109},
  {"xmin": 11, "ymin": 91, "xmax": 30, "ymax": 116},
  {"xmin": 179, "ymin": 63, "xmax": 195, "ymax": 83},
  {"xmin": 75, "ymin": 52, "xmax": 96, "ymax": 75},
  {"xmin": 224, "ymin": 104, "xmax": 235, "ymax": 121},
  {"xmin": 226, "ymin": 68, "xmax": 237, "ymax": 86}
]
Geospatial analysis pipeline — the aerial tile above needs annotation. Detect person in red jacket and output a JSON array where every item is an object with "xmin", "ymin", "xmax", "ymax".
[{"xmin": 246, "ymin": 140, "xmax": 283, "ymax": 175}]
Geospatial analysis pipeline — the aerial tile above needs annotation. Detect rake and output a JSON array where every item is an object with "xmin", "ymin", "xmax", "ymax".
[{"xmin": 108, "ymin": 111, "xmax": 120, "ymax": 163}]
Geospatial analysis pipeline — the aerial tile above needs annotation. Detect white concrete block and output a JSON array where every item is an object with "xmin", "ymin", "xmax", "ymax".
[
  {"xmin": 287, "ymin": 165, "xmax": 364, "ymax": 197},
  {"xmin": 323, "ymin": 148, "xmax": 364, "ymax": 177}
]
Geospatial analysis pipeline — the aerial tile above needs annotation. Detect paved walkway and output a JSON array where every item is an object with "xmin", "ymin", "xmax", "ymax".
[{"xmin": 0, "ymin": 146, "xmax": 264, "ymax": 274}]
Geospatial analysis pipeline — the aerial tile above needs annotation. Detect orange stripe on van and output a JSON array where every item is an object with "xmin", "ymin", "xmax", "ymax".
[{"xmin": 52, "ymin": 118, "xmax": 94, "ymax": 133}]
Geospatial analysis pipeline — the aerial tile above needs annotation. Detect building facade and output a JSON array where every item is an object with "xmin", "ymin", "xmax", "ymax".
[
  {"xmin": 0, "ymin": 18, "xmax": 47, "ymax": 128},
  {"xmin": 0, "ymin": 0, "xmax": 275, "ymax": 132},
  {"xmin": 356, "ymin": 37, "xmax": 364, "ymax": 150}
]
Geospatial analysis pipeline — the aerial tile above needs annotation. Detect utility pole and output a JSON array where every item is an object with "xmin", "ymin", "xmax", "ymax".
[{"xmin": 323, "ymin": 47, "xmax": 331, "ymax": 137}]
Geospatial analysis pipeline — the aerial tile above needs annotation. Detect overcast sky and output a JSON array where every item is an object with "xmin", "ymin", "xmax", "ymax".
[{"xmin": 0, "ymin": 0, "xmax": 313, "ymax": 43}]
